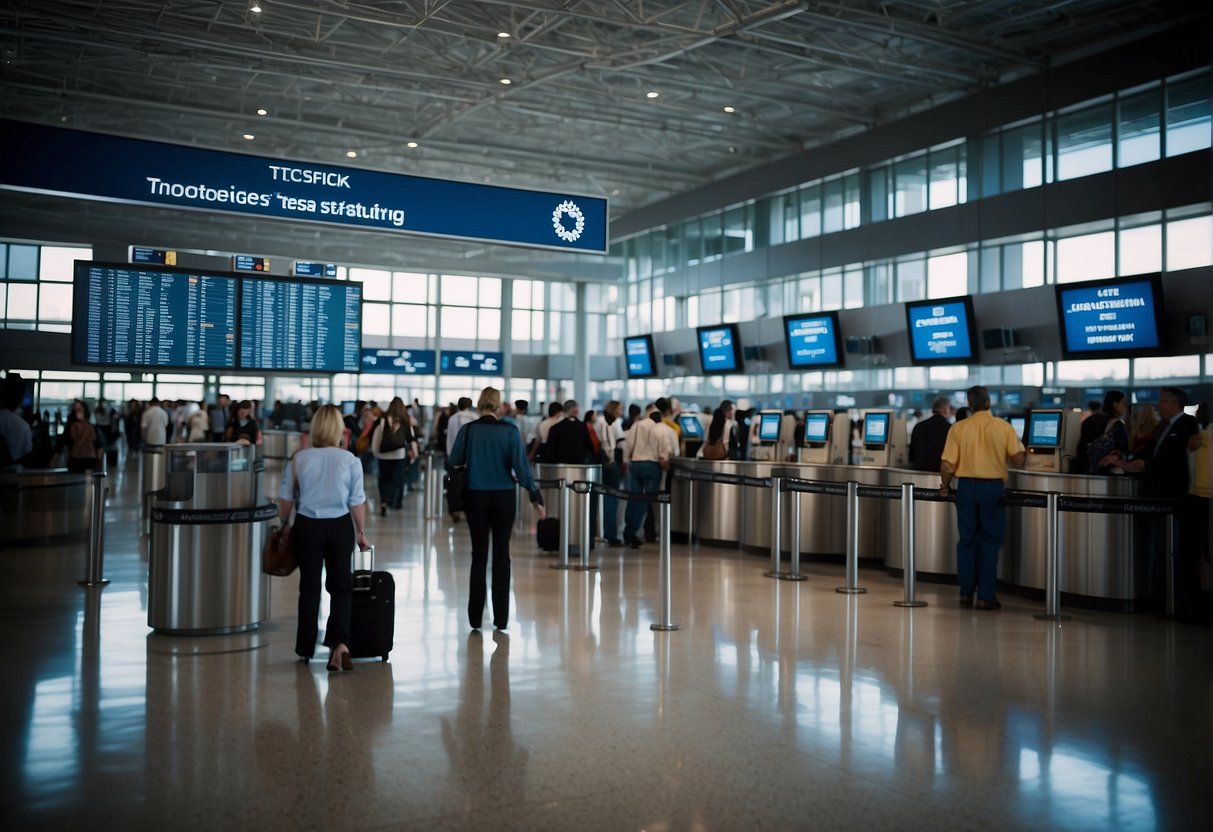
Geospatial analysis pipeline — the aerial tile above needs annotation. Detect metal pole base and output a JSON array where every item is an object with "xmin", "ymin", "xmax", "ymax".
[
  {"xmin": 893, "ymin": 599, "xmax": 927, "ymax": 608},
  {"xmin": 78, "ymin": 579, "xmax": 111, "ymax": 588},
  {"xmin": 650, "ymin": 623, "xmax": 682, "ymax": 632},
  {"xmin": 1033, "ymin": 613, "xmax": 1071, "ymax": 621},
  {"xmin": 571, "ymin": 564, "xmax": 599, "ymax": 571},
  {"xmin": 765, "ymin": 570, "xmax": 808, "ymax": 582},
  {"xmin": 549, "ymin": 564, "xmax": 576, "ymax": 570},
  {"xmin": 835, "ymin": 586, "xmax": 868, "ymax": 594}
]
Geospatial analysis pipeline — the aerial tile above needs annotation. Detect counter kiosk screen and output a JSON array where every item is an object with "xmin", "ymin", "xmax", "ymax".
[
  {"xmin": 804, "ymin": 412, "xmax": 830, "ymax": 444},
  {"xmin": 697, "ymin": 324, "xmax": 744, "ymax": 374},
  {"xmin": 624, "ymin": 335, "xmax": 657, "ymax": 379},
  {"xmin": 1055, "ymin": 273, "xmax": 1166, "ymax": 359},
  {"xmin": 1027, "ymin": 412, "xmax": 1062, "ymax": 447},
  {"xmin": 783, "ymin": 312, "xmax": 843, "ymax": 369},
  {"xmin": 239, "ymin": 275, "xmax": 362, "ymax": 372},
  {"xmin": 71, "ymin": 261, "xmax": 237, "ymax": 370},
  {"xmin": 1009, "ymin": 417, "xmax": 1026, "ymax": 441},
  {"xmin": 678, "ymin": 415, "xmax": 703, "ymax": 437},
  {"xmin": 864, "ymin": 413, "xmax": 890, "ymax": 445},
  {"xmin": 905, "ymin": 296, "xmax": 978, "ymax": 365},
  {"xmin": 758, "ymin": 412, "xmax": 782, "ymax": 443}
]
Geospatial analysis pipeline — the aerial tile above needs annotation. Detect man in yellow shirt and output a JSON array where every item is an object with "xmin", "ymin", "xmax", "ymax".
[{"xmin": 939, "ymin": 385, "xmax": 1026, "ymax": 610}]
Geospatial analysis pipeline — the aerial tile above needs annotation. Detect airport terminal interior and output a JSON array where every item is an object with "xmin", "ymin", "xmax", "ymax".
[{"xmin": 2, "ymin": 1, "xmax": 1212, "ymax": 829}]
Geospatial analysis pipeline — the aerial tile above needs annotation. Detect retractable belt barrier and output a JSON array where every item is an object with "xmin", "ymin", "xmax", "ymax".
[{"xmin": 670, "ymin": 465, "xmax": 1180, "ymax": 621}]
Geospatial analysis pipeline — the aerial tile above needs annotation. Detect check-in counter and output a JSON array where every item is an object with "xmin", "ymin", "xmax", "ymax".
[
  {"xmin": 1007, "ymin": 470, "xmax": 1143, "ymax": 604},
  {"xmin": 0, "ymin": 468, "xmax": 92, "ymax": 541}
]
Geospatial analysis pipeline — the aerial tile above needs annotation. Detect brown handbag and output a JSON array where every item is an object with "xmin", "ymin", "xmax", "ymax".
[
  {"xmin": 701, "ymin": 439, "xmax": 728, "ymax": 460},
  {"xmin": 262, "ymin": 523, "xmax": 297, "ymax": 576},
  {"xmin": 262, "ymin": 459, "xmax": 298, "ymax": 576}
]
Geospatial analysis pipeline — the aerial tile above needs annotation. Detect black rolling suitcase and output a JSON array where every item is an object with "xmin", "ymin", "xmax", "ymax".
[
  {"xmin": 349, "ymin": 546, "xmax": 394, "ymax": 661},
  {"xmin": 537, "ymin": 517, "xmax": 560, "ymax": 552}
]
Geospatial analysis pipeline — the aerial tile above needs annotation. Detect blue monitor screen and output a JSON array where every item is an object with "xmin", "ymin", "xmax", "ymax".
[
  {"xmin": 758, "ymin": 412, "xmax": 782, "ymax": 442},
  {"xmin": 1009, "ymin": 417, "xmax": 1026, "ymax": 440},
  {"xmin": 864, "ymin": 413, "xmax": 890, "ymax": 445},
  {"xmin": 804, "ymin": 412, "xmax": 830, "ymax": 444},
  {"xmin": 678, "ymin": 415, "xmax": 703, "ymax": 437},
  {"xmin": 295, "ymin": 261, "xmax": 338, "ymax": 278},
  {"xmin": 784, "ymin": 313, "xmax": 843, "ymax": 368},
  {"xmin": 906, "ymin": 297, "xmax": 977, "ymax": 365},
  {"xmin": 1027, "ymin": 412, "xmax": 1062, "ymax": 447},
  {"xmin": 360, "ymin": 347, "xmax": 435, "ymax": 375},
  {"xmin": 697, "ymin": 325, "xmax": 743, "ymax": 374},
  {"xmin": 71, "ymin": 261, "xmax": 237, "ymax": 370},
  {"xmin": 441, "ymin": 351, "xmax": 503, "ymax": 375},
  {"xmin": 239, "ymin": 276, "xmax": 362, "ymax": 372},
  {"xmin": 1056, "ymin": 275, "xmax": 1165, "ymax": 359},
  {"xmin": 624, "ymin": 335, "xmax": 656, "ymax": 378}
]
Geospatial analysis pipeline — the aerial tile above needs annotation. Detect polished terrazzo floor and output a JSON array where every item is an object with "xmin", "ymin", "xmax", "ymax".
[{"xmin": 2, "ymin": 455, "xmax": 1210, "ymax": 831}]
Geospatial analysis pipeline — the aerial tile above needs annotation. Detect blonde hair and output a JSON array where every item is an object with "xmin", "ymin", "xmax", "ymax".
[
  {"xmin": 477, "ymin": 386, "xmax": 502, "ymax": 414},
  {"xmin": 309, "ymin": 405, "xmax": 344, "ymax": 448}
]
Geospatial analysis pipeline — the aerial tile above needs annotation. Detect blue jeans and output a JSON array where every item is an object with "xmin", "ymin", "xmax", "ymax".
[
  {"xmin": 624, "ymin": 461, "xmax": 662, "ymax": 542},
  {"xmin": 601, "ymin": 462, "xmax": 621, "ymax": 541},
  {"xmin": 955, "ymin": 478, "xmax": 1006, "ymax": 601}
]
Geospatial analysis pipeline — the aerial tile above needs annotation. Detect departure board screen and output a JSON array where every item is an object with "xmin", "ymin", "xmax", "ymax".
[
  {"xmin": 1055, "ymin": 274, "xmax": 1166, "ymax": 359},
  {"xmin": 239, "ymin": 276, "xmax": 362, "ymax": 372},
  {"xmin": 697, "ymin": 324, "xmax": 744, "ymax": 374},
  {"xmin": 71, "ymin": 261, "xmax": 236, "ymax": 369},
  {"xmin": 784, "ymin": 312, "xmax": 843, "ymax": 369},
  {"xmin": 624, "ymin": 335, "xmax": 657, "ymax": 379},
  {"xmin": 905, "ymin": 296, "xmax": 978, "ymax": 365}
]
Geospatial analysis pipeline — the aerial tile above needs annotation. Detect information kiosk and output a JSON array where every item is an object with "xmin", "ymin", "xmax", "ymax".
[
  {"xmin": 678, "ymin": 413, "xmax": 706, "ymax": 456},
  {"xmin": 1024, "ymin": 409, "xmax": 1081, "ymax": 473},
  {"xmin": 798, "ymin": 410, "xmax": 851, "ymax": 464},
  {"xmin": 857, "ymin": 410, "xmax": 907, "ymax": 467},
  {"xmin": 752, "ymin": 410, "xmax": 796, "ymax": 461}
]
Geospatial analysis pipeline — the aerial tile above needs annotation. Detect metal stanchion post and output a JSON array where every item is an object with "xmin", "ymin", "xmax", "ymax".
[
  {"xmin": 768, "ymin": 479, "xmax": 807, "ymax": 581},
  {"xmin": 687, "ymin": 478, "xmax": 695, "ymax": 547},
  {"xmin": 573, "ymin": 483, "xmax": 598, "ymax": 571},
  {"xmin": 651, "ymin": 501, "xmax": 681, "ymax": 631},
  {"xmin": 1035, "ymin": 491, "xmax": 1070, "ymax": 621},
  {"xmin": 79, "ymin": 470, "xmax": 111, "ymax": 588},
  {"xmin": 767, "ymin": 477, "xmax": 783, "ymax": 575},
  {"xmin": 550, "ymin": 479, "xmax": 573, "ymax": 570},
  {"xmin": 1165, "ymin": 513, "xmax": 1175, "ymax": 617},
  {"xmin": 836, "ymin": 480, "xmax": 867, "ymax": 594},
  {"xmin": 894, "ymin": 483, "xmax": 926, "ymax": 607}
]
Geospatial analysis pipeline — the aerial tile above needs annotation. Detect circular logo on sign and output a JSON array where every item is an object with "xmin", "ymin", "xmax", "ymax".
[{"xmin": 552, "ymin": 200, "xmax": 585, "ymax": 243}]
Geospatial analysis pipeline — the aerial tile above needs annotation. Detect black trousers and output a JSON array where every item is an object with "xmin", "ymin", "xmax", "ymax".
[
  {"xmin": 465, "ymin": 489, "xmax": 516, "ymax": 628},
  {"xmin": 295, "ymin": 513, "xmax": 355, "ymax": 657}
]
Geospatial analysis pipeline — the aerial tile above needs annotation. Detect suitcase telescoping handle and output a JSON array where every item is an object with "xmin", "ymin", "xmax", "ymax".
[{"xmin": 353, "ymin": 544, "xmax": 375, "ymax": 590}]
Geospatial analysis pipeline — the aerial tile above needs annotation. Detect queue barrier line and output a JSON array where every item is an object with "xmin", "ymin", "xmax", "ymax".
[{"xmin": 673, "ymin": 466, "xmax": 1181, "ymax": 620}]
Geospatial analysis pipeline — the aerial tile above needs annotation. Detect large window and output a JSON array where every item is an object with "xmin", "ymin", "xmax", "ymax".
[{"xmin": 0, "ymin": 241, "xmax": 93, "ymax": 332}]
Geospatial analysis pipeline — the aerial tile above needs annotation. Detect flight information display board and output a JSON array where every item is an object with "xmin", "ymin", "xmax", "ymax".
[
  {"xmin": 905, "ymin": 296, "xmax": 978, "ymax": 365},
  {"xmin": 440, "ymin": 351, "xmax": 503, "ymax": 375},
  {"xmin": 360, "ymin": 348, "xmax": 435, "ymax": 374},
  {"xmin": 697, "ymin": 324, "xmax": 744, "ymax": 374},
  {"xmin": 624, "ymin": 335, "xmax": 657, "ymax": 378},
  {"xmin": 1055, "ymin": 274, "xmax": 1166, "ymax": 359},
  {"xmin": 783, "ymin": 312, "xmax": 843, "ymax": 368},
  {"xmin": 239, "ymin": 276, "xmax": 362, "ymax": 372},
  {"xmin": 71, "ymin": 261, "xmax": 236, "ymax": 369}
]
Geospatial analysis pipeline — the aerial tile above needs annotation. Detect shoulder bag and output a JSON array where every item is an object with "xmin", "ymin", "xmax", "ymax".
[
  {"xmin": 262, "ymin": 458, "xmax": 299, "ymax": 576},
  {"xmin": 702, "ymin": 437, "xmax": 728, "ymax": 460},
  {"xmin": 444, "ymin": 424, "xmax": 472, "ymax": 512},
  {"xmin": 379, "ymin": 418, "xmax": 408, "ymax": 454}
]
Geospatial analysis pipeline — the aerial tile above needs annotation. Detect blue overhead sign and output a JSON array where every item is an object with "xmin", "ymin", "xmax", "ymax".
[
  {"xmin": 360, "ymin": 348, "xmax": 436, "ymax": 375},
  {"xmin": 0, "ymin": 119, "xmax": 609, "ymax": 253},
  {"xmin": 441, "ymin": 351, "xmax": 503, "ymax": 375}
]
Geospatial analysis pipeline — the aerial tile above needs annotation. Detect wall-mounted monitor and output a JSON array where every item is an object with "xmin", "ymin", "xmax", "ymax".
[
  {"xmin": 239, "ymin": 275, "xmax": 362, "ymax": 372},
  {"xmin": 757, "ymin": 411, "xmax": 782, "ymax": 443},
  {"xmin": 697, "ymin": 323, "xmax": 744, "ymax": 374},
  {"xmin": 233, "ymin": 255, "xmax": 271, "ymax": 272},
  {"xmin": 295, "ymin": 261, "xmax": 338, "ymax": 278},
  {"xmin": 1026, "ymin": 411, "xmax": 1063, "ymax": 447},
  {"xmin": 624, "ymin": 335, "xmax": 658, "ymax": 379},
  {"xmin": 1008, "ymin": 416, "xmax": 1026, "ymax": 441},
  {"xmin": 905, "ymin": 295, "xmax": 978, "ymax": 365},
  {"xmin": 1055, "ymin": 273, "xmax": 1166, "ymax": 360},
  {"xmin": 71, "ymin": 261, "xmax": 237, "ymax": 370},
  {"xmin": 804, "ymin": 412, "xmax": 831, "ymax": 445},
  {"xmin": 783, "ymin": 312, "xmax": 844, "ymax": 369},
  {"xmin": 678, "ymin": 414, "xmax": 703, "ymax": 438},
  {"xmin": 863, "ymin": 412, "xmax": 890, "ymax": 445},
  {"xmin": 440, "ymin": 350, "xmax": 503, "ymax": 375},
  {"xmin": 360, "ymin": 348, "xmax": 435, "ymax": 375},
  {"xmin": 127, "ymin": 246, "xmax": 176, "ymax": 266}
]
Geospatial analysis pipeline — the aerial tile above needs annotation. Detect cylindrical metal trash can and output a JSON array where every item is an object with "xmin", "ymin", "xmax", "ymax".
[
  {"xmin": 141, "ymin": 445, "xmax": 166, "ymax": 532},
  {"xmin": 262, "ymin": 430, "xmax": 304, "ymax": 461},
  {"xmin": 149, "ymin": 443, "xmax": 275, "ymax": 635},
  {"xmin": 533, "ymin": 463, "xmax": 602, "ymax": 551},
  {"xmin": 0, "ymin": 469, "xmax": 90, "ymax": 541}
]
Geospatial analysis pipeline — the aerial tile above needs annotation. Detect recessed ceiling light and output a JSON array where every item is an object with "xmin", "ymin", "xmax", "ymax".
[
  {"xmin": 611, "ymin": 189, "xmax": 621, "ymax": 196},
  {"xmin": 406, "ymin": 141, "xmax": 418, "ymax": 148},
  {"xmin": 346, "ymin": 150, "xmax": 357, "ymax": 158},
  {"xmin": 723, "ymin": 106, "xmax": 735, "ymax": 113},
  {"xmin": 242, "ymin": 134, "xmax": 255, "ymax": 140},
  {"xmin": 256, "ymin": 107, "xmax": 268, "ymax": 116},
  {"xmin": 497, "ymin": 32, "xmax": 511, "ymax": 39},
  {"xmin": 500, "ymin": 78, "xmax": 512, "ymax": 85},
  {"xmin": 646, "ymin": 91, "xmax": 659, "ymax": 99},
  {"xmin": 250, "ymin": 2, "xmax": 262, "ymax": 13}
]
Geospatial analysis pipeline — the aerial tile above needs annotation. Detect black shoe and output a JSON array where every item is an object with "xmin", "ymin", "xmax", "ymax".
[
  {"xmin": 494, "ymin": 622, "xmax": 507, "ymax": 630},
  {"xmin": 975, "ymin": 598, "xmax": 1002, "ymax": 611},
  {"xmin": 606, "ymin": 538, "xmax": 622, "ymax": 546},
  {"xmin": 380, "ymin": 505, "xmax": 388, "ymax": 516},
  {"xmin": 645, "ymin": 536, "xmax": 658, "ymax": 544},
  {"xmin": 959, "ymin": 595, "xmax": 973, "ymax": 608},
  {"xmin": 627, "ymin": 538, "xmax": 641, "ymax": 549}
]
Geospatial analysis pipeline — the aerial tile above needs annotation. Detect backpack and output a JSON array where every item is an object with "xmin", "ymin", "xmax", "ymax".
[
  {"xmin": 1086, "ymin": 420, "xmax": 1120, "ymax": 473},
  {"xmin": 378, "ymin": 418, "xmax": 409, "ymax": 454}
]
